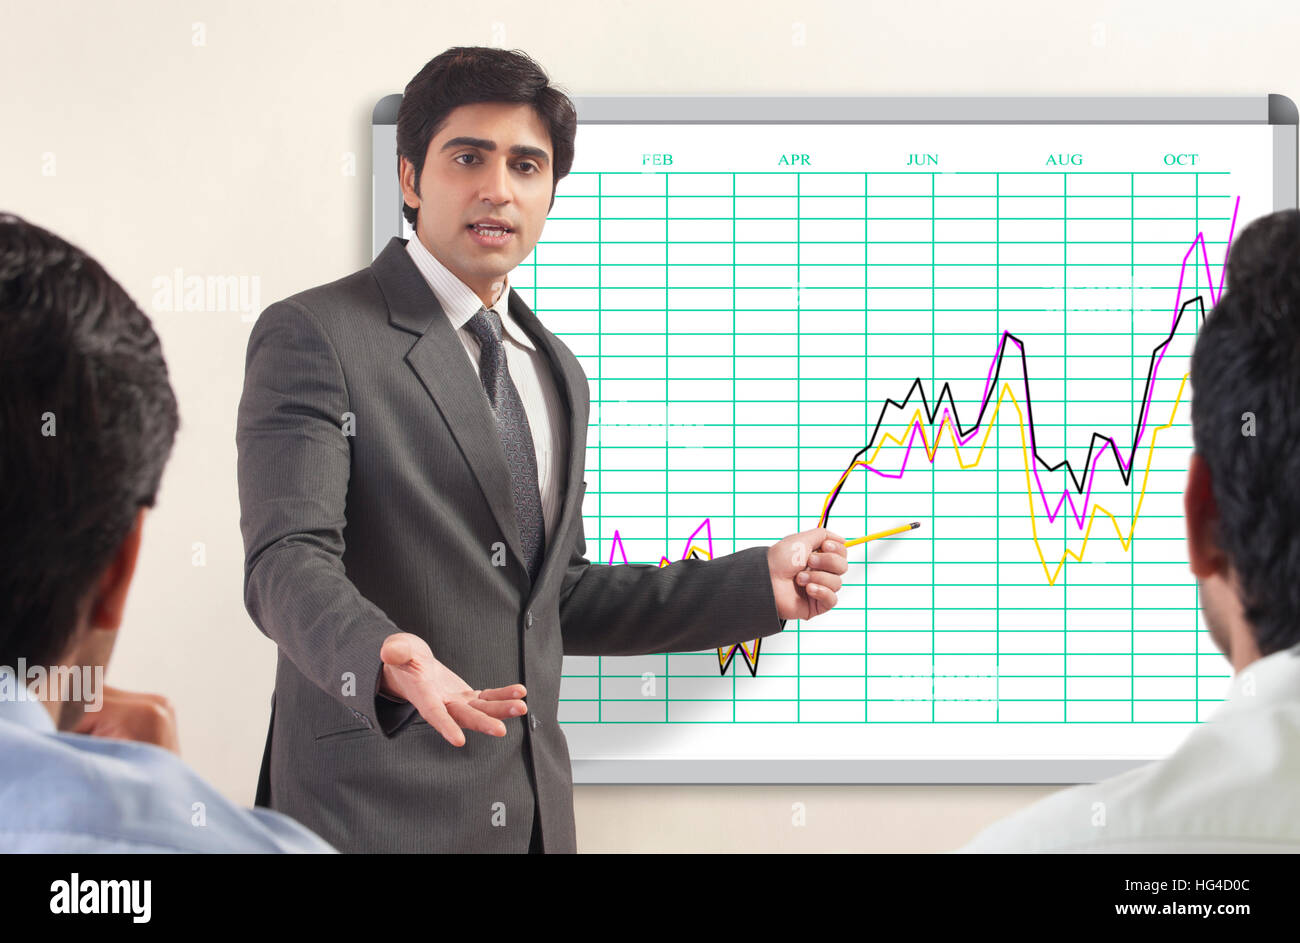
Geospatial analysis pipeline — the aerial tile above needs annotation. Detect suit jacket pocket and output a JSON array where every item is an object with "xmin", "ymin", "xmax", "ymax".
[{"xmin": 313, "ymin": 723, "xmax": 375, "ymax": 743}]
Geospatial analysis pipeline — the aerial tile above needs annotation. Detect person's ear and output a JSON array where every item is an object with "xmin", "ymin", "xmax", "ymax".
[
  {"xmin": 1184, "ymin": 451, "xmax": 1227, "ymax": 579},
  {"xmin": 89, "ymin": 506, "xmax": 148, "ymax": 632},
  {"xmin": 399, "ymin": 156, "xmax": 421, "ymax": 212}
]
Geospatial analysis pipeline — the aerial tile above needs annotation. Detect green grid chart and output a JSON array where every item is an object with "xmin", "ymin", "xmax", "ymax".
[{"xmin": 467, "ymin": 121, "xmax": 1278, "ymax": 759}]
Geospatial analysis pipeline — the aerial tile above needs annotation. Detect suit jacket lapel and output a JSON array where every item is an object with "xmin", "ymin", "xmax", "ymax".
[
  {"xmin": 372, "ymin": 237, "xmax": 591, "ymax": 593},
  {"xmin": 371, "ymin": 237, "xmax": 527, "ymax": 574}
]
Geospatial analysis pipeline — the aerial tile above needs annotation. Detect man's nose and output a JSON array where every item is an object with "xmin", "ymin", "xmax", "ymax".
[{"xmin": 478, "ymin": 158, "xmax": 513, "ymax": 204}]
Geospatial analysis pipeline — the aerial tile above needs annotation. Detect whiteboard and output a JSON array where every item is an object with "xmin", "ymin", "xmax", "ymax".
[{"xmin": 373, "ymin": 95, "xmax": 1297, "ymax": 783}]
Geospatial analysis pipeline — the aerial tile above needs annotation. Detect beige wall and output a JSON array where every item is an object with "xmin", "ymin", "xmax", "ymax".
[{"xmin": 2, "ymin": 0, "xmax": 1294, "ymax": 852}]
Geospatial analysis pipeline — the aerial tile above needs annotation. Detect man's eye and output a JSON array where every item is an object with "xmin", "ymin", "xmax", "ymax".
[
  {"xmin": 455, "ymin": 153, "xmax": 478, "ymax": 165},
  {"xmin": 517, "ymin": 161, "xmax": 538, "ymax": 174}
]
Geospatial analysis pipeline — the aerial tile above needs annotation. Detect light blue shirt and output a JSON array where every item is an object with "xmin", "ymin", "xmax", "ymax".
[{"xmin": 0, "ymin": 668, "xmax": 336, "ymax": 853}]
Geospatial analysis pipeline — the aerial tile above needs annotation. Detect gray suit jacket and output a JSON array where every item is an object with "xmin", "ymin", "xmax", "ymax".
[{"xmin": 236, "ymin": 236, "xmax": 785, "ymax": 852}]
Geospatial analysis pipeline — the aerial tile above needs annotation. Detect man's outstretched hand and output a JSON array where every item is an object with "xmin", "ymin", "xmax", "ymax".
[
  {"xmin": 767, "ymin": 527, "xmax": 849, "ymax": 621},
  {"xmin": 379, "ymin": 632, "xmax": 527, "ymax": 747}
]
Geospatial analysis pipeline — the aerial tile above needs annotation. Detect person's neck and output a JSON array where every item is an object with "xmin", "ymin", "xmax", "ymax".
[
  {"xmin": 1225, "ymin": 622, "xmax": 1264, "ymax": 673},
  {"xmin": 8, "ymin": 666, "xmax": 94, "ymax": 728},
  {"xmin": 414, "ymin": 234, "xmax": 508, "ymax": 309},
  {"xmin": 41, "ymin": 626, "xmax": 112, "ymax": 729},
  {"xmin": 0, "ymin": 667, "xmax": 66, "ymax": 726},
  {"xmin": 40, "ymin": 689, "xmax": 63, "ymax": 727},
  {"xmin": 478, "ymin": 279, "xmax": 507, "ymax": 309},
  {"xmin": 1209, "ymin": 572, "xmax": 1265, "ymax": 673},
  {"xmin": 456, "ymin": 269, "xmax": 506, "ymax": 308}
]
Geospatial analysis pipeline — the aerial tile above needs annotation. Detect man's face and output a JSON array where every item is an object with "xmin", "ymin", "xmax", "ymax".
[{"xmin": 400, "ymin": 101, "xmax": 554, "ymax": 303}]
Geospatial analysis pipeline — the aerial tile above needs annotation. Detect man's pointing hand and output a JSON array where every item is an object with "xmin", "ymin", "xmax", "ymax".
[
  {"xmin": 767, "ymin": 527, "xmax": 849, "ymax": 621},
  {"xmin": 378, "ymin": 632, "xmax": 527, "ymax": 747}
]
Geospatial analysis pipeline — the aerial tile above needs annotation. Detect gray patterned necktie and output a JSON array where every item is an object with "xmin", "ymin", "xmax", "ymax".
[{"xmin": 465, "ymin": 305, "xmax": 545, "ymax": 582}]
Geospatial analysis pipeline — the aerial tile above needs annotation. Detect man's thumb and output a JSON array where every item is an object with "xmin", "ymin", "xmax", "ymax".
[{"xmin": 380, "ymin": 632, "xmax": 422, "ymax": 668}]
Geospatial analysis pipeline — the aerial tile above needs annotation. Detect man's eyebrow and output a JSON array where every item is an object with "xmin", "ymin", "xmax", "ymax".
[{"xmin": 441, "ymin": 136, "xmax": 550, "ymax": 166}]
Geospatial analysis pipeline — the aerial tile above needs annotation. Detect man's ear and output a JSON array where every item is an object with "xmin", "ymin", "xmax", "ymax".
[
  {"xmin": 1184, "ymin": 452, "xmax": 1227, "ymax": 579},
  {"xmin": 89, "ymin": 506, "xmax": 148, "ymax": 632},
  {"xmin": 399, "ymin": 156, "xmax": 420, "ymax": 211}
]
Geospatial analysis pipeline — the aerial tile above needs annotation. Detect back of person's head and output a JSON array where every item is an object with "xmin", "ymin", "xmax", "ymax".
[
  {"xmin": 0, "ymin": 214, "xmax": 179, "ymax": 669},
  {"xmin": 1190, "ymin": 208, "xmax": 1300, "ymax": 657},
  {"xmin": 396, "ymin": 45, "xmax": 578, "ymax": 229}
]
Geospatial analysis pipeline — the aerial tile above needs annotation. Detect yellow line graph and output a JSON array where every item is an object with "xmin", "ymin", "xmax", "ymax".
[
  {"xmin": 704, "ymin": 371, "xmax": 1190, "ymax": 671},
  {"xmin": 820, "ymin": 373, "xmax": 1191, "ymax": 585}
]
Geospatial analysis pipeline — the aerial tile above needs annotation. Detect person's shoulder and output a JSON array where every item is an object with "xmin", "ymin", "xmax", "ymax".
[
  {"xmin": 285, "ymin": 265, "xmax": 381, "ymax": 316},
  {"xmin": 0, "ymin": 723, "xmax": 334, "ymax": 854},
  {"xmin": 260, "ymin": 255, "xmax": 389, "ymax": 337},
  {"xmin": 959, "ymin": 704, "xmax": 1300, "ymax": 852}
]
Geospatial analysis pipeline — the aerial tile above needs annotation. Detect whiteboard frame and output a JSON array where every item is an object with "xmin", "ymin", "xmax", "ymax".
[
  {"xmin": 371, "ymin": 95, "xmax": 1297, "ymax": 784},
  {"xmin": 373, "ymin": 94, "xmax": 1296, "ymax": 260}
]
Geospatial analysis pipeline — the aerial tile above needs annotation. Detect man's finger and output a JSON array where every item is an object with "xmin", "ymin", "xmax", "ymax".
[
  {"xmin": 415, "ymin": 692, "xmax": 466, "ymax": 747},
  {"xmin": 798, "ymin": 569, "xmax": 843, "ymax": 594},
  {"xmin": 808, "ymin": 548, "xmax": 848, "ymax": 575},
  {"xmin": 804, "ymin": 582, "xmax": 839, "ymax": 611},
  {"xmin": 99, "ymin": 686, "xmax": 168, "ymax": 706},
  {"xmin": 447, "ymin": 699, "xmax": 508, "ymax": 737},
  {"xmin": 468, "ymin": 697, "xmax": 528, "ymax": 719},
  {"xmin": 813, "ymin": 533, "xmax": 846, "ymax": 555},
  {"xmin": 477, "ymin": 684, "xmax": 527, "ymax": 701}
]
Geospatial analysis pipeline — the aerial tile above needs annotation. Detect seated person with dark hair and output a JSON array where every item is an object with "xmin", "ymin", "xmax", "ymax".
[
  {"xmin": 0, "ymin": 214, "xmax": 333, "ymax": 852},
  {"xmin": 961, "ymin": 208, "xmax": 1300, "ymax": 853}
]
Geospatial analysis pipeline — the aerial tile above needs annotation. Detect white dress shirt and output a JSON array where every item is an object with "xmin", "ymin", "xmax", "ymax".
[
  {"xmin": 958, "ymin": 642, "xmax": 1300, "ymax": 852},
  {"xmin": 405, "ymin": 235, "xmax": 568, "ymax": 545}
]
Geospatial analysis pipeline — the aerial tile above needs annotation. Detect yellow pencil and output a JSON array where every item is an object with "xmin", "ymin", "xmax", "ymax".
[{"xmin": 844, "ymin": 521, "xmax": 921, "ymax": 547}]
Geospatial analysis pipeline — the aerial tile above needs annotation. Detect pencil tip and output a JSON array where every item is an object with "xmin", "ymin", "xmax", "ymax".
[{"xmin": 910, "ymin": 521, "xmax": 920, "ymax": 529}]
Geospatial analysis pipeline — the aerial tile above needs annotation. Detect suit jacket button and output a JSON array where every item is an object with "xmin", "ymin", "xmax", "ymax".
[
  {"xmin": 531, "ymin": 716, "xmax": 540, "ymax": 729},
  {"xmin": 526, "ymin": 609, "xmax": 534, "ymax": 629}
]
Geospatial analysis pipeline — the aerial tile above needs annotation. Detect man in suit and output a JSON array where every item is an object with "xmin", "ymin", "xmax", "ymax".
[{"xmin": 236, "ymin": 46, "xmax": 849, "ymax": 853}]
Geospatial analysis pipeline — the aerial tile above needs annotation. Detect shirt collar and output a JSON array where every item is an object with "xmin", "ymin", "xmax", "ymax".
[
  {"xmin": 1211, "ymin": 642, "xmax": 1300, "ymax": 720},
  {"xmin": 0, "ymin": 665, "xmax": 58, "ymax": 734},
  {"xmin": 404, "ymin": 235, "xmax": 535, "ymax": 350}
]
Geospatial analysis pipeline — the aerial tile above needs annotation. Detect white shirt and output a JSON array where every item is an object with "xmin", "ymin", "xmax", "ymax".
[
  {"xmin": 958, "ymin": 643, "xmax": 1300, "ymax": 853},
  {"xmin": 405, "ymin": 235, "xmax": 568, "ymax": 545}
]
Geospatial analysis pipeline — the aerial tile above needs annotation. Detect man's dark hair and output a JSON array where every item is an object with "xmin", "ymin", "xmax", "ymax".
[
  {"xmin": 1190, "ymin": 208, "xmax": 1300, "ymax": 656},
  {"xmin": 396, "ymin": 46, "xmax": 578, "ymax": 229},
  {"xmin": 0, "ymin": 214, "xmax": 179, "ymax": 667}
]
